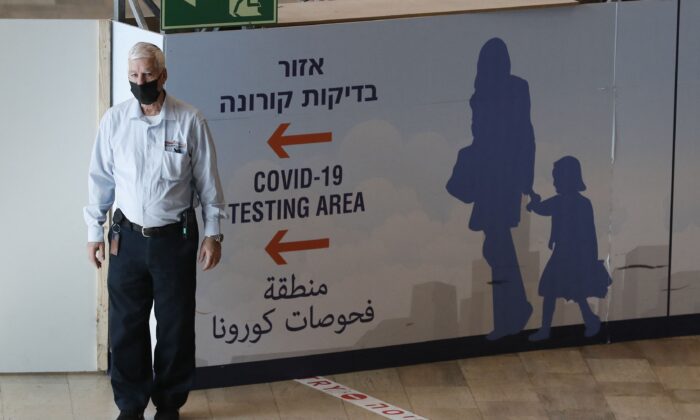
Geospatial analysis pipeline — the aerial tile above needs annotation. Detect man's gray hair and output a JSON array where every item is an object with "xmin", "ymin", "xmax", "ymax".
[{"xmin": 128, "ymin": 42, "xmax": 165, "ymax": 72}]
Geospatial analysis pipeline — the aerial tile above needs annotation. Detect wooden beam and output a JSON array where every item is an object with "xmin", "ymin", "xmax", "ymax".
[
  {"xmin": 96, "ymin": 19, "xmax": 111, "ymax": 372},
  {"xmin": 0, "ymin": 4, "xmax": 113, "ymax": 18},
  {"xmin": 278, "ymin": 0, "xmax": 578, "ymax": 26}
]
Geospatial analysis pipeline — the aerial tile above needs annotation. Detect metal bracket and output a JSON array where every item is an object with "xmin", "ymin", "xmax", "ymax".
[
  {"xmin": 142, "ymin": 0, "xmax": 161, "ymax": 20},
  {"xmin": 113, "ymin": 0, "xmax": 125, "ymax": 22},
  {"xmin": 127, "ymin": 0, "xmax": 150, "ymax": 31}
]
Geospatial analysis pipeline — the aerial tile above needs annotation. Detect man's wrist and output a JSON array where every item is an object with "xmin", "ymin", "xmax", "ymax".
[{"xmin": 206, "ymin": 234, "xmax": 224, "ymax": 243}]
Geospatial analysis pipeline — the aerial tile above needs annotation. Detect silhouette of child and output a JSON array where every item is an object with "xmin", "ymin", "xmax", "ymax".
[{"xmin": 527, "ymin": 156, "xmax": 610, "ymax": 341}]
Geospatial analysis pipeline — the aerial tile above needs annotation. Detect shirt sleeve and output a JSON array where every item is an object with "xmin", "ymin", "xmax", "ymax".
[
  {"xmin": 83, "ymin": 111, "xmax": 116, "ymax": 242},
  {"xmin": 190, "ymin": 114, "xmax": 228, "ymax": 237}
]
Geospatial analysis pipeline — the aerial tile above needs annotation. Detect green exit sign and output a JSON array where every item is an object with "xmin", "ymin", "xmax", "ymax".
[{"xmin": 161, "ymin": 0, "xmax": 277, "ymax": 31}]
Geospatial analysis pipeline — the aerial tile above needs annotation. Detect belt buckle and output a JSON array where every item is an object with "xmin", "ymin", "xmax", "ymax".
[{"xmin": 141, "ymin": 226, "xmax": 152, "ymax": 238}]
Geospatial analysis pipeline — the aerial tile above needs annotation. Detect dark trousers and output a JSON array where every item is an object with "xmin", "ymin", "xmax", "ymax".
[{"xmin": 107, "ymin": 222, "xmax": 198, "ymax": 413}]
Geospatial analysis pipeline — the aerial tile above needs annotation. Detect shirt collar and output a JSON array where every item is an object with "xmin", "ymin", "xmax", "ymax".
[{"xmin": 161, "ymin": 93, "xmax": 177, "ymax": 121}]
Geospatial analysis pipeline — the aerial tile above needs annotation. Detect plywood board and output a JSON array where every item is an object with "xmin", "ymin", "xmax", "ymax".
[{"xmin": 96, "ymin": 19, "xmax": 111, "ymax": 372}]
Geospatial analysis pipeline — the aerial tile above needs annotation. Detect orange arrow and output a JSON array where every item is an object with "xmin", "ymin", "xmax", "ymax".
[
  {"xmin": 265, "ymin": 229, "xmax": 330, "ymax": 265},
  {"xmin": 268, "ymin": 123, "xmax": 332, "ymax": 158}
]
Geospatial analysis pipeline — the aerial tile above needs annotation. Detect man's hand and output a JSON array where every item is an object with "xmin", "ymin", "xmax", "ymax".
[
  {"xmin": 198, "ymin": 237, "xmax": 222, "ymax": 271},
  {"xmin": 87, "ymin": 242, "xmax": 105, "ymax": 269}
]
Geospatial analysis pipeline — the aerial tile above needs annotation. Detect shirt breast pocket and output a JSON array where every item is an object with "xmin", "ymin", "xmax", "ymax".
[{"xmin": 161, "ymin": 151, "xmax": 191, "ymax": 181}]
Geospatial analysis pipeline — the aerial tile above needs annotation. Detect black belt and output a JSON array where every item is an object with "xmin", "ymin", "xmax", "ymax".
[{"xmin": 113, "ymin": 209, "xmax": 183, "ymax": 238}]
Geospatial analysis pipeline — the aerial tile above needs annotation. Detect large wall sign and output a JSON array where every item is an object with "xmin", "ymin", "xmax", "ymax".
[
  {"xmin": 111, "ymin": 0, "xmax": 681, "ymax": 384},
  {"xmin": 163, "ymin": 1, "xmax": 664, "ymax": 368}
]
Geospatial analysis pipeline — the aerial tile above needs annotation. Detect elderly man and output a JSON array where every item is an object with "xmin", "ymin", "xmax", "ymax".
[{"xmin": 84, "ymin": 42, "xmax": 226, "ymax": 420}]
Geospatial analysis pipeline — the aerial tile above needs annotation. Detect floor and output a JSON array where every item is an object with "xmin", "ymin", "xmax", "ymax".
[{"xmin": 2, "ymin": 335, "xmax": 700, "ymax": 419}]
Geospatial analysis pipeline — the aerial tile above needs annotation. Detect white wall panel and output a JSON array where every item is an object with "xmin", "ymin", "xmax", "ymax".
[
  {"xmin": 0, "ymin": 19, "xmax": 99, "ymax": 372},
  {"xmin": 671, "ymin": 0, "xmax": 700, "ymax": 315},
  {"xmin": 608, "ymin": 0, "xmax": 677, "ymax": 321}
]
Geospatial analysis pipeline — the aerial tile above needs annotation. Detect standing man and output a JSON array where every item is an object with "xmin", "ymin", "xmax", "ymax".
[{"xmin": 84, "ymin": 42, "xmax": 226, "ymax": 420}]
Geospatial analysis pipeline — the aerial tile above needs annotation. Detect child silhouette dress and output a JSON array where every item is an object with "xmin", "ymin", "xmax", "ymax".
[
  {"xmin": 535, "ymin": 193, "xmax": 601, "ymax": 301},
  {"xmin": 527, "ymin": 156, "xmax": 610, "ymax": 340}
]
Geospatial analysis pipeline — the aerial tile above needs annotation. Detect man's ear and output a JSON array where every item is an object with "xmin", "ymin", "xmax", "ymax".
[{"xmin": 160, "ymin": 68, "xmax": 168, "ymax": 87}]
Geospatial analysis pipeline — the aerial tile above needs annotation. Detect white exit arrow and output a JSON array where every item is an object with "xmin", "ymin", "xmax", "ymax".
[{"xmin": 182, "ymin": 0, "xmax": 261, "ymax": 17}]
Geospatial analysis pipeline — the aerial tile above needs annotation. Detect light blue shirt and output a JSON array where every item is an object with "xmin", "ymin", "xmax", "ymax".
[{"xmin": 84, "ymin": 93, "xmax": 227, "ymax": 242}]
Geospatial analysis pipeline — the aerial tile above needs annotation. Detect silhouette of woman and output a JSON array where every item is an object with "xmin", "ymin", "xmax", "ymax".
[
  {"xmin": 526, "ymin": 156, "xmax": 611, "ymax": 341},
  {"xmin": 447, "ymin": 38, "xmax": 535, "ymax": 340}
]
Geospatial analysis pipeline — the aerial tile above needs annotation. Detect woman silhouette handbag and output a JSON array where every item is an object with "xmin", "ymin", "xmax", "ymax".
[{"xmin": 446, "ymin": 145, "xmax": 477, "ymax": 204}]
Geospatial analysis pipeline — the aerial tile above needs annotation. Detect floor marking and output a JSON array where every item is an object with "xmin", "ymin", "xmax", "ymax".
[{"xmin": 295, "ymin": 376, "xmax": 429, "ymax": 420}]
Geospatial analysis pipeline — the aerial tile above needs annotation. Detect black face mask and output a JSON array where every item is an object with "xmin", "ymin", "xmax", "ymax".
[{"xmin": 129, "ymin": 79, "xmax": 161, "ymax": 105}]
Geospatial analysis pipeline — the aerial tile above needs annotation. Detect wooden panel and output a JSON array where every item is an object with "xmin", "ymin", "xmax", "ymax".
[
  {"xmin": 0, "ymin": 4, "xmax": 112, "ymax": 18},
  {"xmin": 0, "ymin": 0, "xmax": 54, "ymax": 5},
  {"xmin": 96, "ymin": 19, "xmax": 111, "ymax": 372},
  {"xmin": 278, "ymin": 0, "xmax": 578, "ymax": 25}
]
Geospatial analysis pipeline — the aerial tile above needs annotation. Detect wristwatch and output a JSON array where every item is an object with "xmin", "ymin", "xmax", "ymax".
[{"xmin": 207, "ymin": 234, "xmax": 224, "ymax": 243}]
